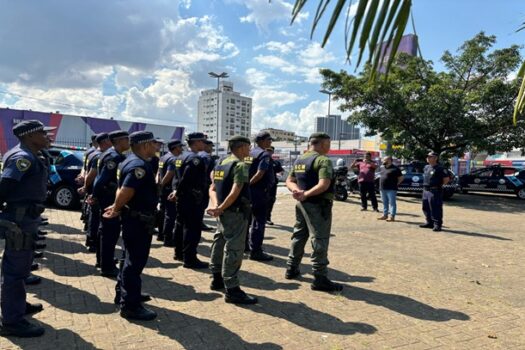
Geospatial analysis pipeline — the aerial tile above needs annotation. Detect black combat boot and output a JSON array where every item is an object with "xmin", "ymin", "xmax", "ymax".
[
  {"xmin": 249, "ymin": 250, "xmax": 273, "ymax": 261},
  {"xmin": 311, "ymin": 275, "xmax": 344, "ymax": 292},
  {"xmin": 156, "ymin": 233, "xmax": 165, "ymax": 242},
  {"xmin": 183, "ymin": 258, "xmax": 209, "ymax": 269},
  {"xmin": 30, "ymin": 263, "xmax": 39, "ymax": 271},
  {"xmin": 432, "ymin": 225, "xmax": 442, "ymax": 232},
  {"xmin": 419, "ymin": 223, "xmax": 433, "ymax": 229},
  {"xmin": 285, "ymin": 266, "xmax": 300, "ymax": 280},
  {"xmin": 0, "ymin": 319, "xmax": 45, "ymax": 337},
  {"xmin": 33, "ymin": 251, "xmax": 44, "ymax": 259},
  {"xmin": 25, "ymin": 274, "xmax": 41, "ymax": 285},
  {"xmin": 225, "ymin": 287, "xmax": 258, "ymax": 305},
  {"xmin": 25, "ymin": 302, "xmax": 43, "ymax": 315},
  {"xmin": 120, "ymin": 305, "xmax": 157, "ymax": 321},
  {"xmin": 100, "ymin": 267, "xmax": 120, "ymax": 278},
  {"xmin": 114, "ymin": 293, "xmax": 151, "ymax": 305},
  {"xmin": 210, "ymin": 273, "xmax": 225, "ymax": 291}
]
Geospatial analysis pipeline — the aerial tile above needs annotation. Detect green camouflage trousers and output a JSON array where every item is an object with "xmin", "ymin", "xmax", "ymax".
[
  {"xmin": 210, "ymin": 209, "xmax": 249, "ymax": 288},
  {"xmin": 287, "ymin": 200, "xmax": 332, "ymax": 276}
]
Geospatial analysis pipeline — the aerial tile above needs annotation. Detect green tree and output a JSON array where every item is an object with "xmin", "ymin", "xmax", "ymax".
[
  {"xmin": 320, "ymin": 33, "xmax": 525, "ymax": 159},
  {"xmin": 289, "ymin": 0, "xmax": 525, "ymax": 123}
]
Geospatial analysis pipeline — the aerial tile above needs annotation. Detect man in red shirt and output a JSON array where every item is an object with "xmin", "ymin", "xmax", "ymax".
[{"xmin": 351, "ymin": 152, "xmax": 378, "ymax": 212}]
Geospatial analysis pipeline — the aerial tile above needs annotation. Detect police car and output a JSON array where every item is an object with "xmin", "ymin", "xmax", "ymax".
[
  {"xmin": 459, "ymin": 165, "xmax": 525, "ymax": 199},
  {"xmin": 47, "ymin": 146, "xmax": 85, "ymax": 209},
  {"xmin": 396, "ymin": 162, "xmax": 458, "ymax": 199}
]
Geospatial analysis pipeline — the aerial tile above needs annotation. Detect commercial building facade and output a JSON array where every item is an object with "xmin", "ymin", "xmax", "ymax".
[{"xmin": 315, "ymin": 114, "xmax": 360, "ymax": 141}]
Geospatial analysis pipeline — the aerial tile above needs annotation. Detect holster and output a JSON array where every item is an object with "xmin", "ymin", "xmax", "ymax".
[
  {"xmin": 0, "ymin": 219, "xmax": 34, "ymax": 251},
  {"xmin": 122, "ymin": 208, "xmax": 157, "ymax": 235}
]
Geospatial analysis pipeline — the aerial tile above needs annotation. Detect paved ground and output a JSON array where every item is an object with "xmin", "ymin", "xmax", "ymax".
[{"xmin": 1, "ymin": 189, "xmax": 524, "ymax": 349}]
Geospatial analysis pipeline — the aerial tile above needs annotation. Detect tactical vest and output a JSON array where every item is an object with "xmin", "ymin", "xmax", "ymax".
[
  {"xmin": 171, "ymin": 156, "xmax": 183, "ymax": 189},
  {"xmin": 214, "ymin": 160, "xmax": 250, "ymax": 208},
  {"xmin": 293, "ymin": 154, "xmax": 334, "ymax": 202}
]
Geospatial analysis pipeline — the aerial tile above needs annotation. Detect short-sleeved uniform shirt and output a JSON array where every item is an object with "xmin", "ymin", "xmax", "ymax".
[
  {"xmin": 247, "ymin": 146, "xmax": 275, "ymax": 190},
  {"xmin": 289, "ymin": 151, "xmax": 334, "ymax": 200},
  {"xmin": 379, "ymin": 165, "xmax": 403, "ymax": 190},
  {"xmin": 423, "ymin": 164, "xmax": 448, "ymax": 188},
  {"xmin": 1, "ymin": 144, "xmax": 48, "ymax": 203},
  {"xmin": 118, "ymin": 153, "xmax": 158, "ymax": 213},
  {"xmin": 175, "ymin": 151, "xmax": 207, "ymax": 197},
  {"xmin": 93, "ymin": 147, "xmax": 126, "ymax": 200}
]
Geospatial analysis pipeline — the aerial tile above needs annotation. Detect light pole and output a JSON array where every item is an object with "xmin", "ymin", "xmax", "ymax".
[
  {"xmin": 319, "ymin": 89, "xmax": 332, "ymax": 117},
  {"xmin": 209, "ymin": 71, "xmax": 229, "ymax": 155}
]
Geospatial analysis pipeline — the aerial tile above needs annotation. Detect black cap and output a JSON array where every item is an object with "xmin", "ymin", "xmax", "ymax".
[
  {"xmin": 154, "ymin": 137, "xmax": 165, "ymax": 144},
  {"xmin": 168, "ymin": 139, "xmax": 183, "ymax": 150},
  {"xmin": 266, "ymin": 146, "xmax": 275, "ymax": 151},
  {"xmin": 186, "ymin": 132, "xmax": 207, "ymax": 142},
  {"xmin": 90, "ymin": 135, "xmax": 97, "ymax": 142},
  {"xmin": 427, "ymin": 151, "xmax": 439, "ymax": 157},
  {"xmin": 255, "ymin": 131, "xmax": 273, "ymax": 142},
  {"xmin": 108, "ymin": 130, "xmax": 129, "ymax": 142},
  {"xmin": 13, "ymin": 120, "xmax": 56, "ymax": 137},
  {"xmin": 204, "ymin": 139, "xmax": 214, "ymax": 145},
  {"xmin": 95, "ymin": 132, "xmax": 110, "ymax": 143},
  {"xmin": 228, "ymin": 135, "xmax": 251, "ymax": 144},
  {"xmin": 129, "ymin": 131, "xmax": 155, "ymax": 145},
  {"xmin": 308, "ymin": 132, "xmax": 330, "ymax": 141}
]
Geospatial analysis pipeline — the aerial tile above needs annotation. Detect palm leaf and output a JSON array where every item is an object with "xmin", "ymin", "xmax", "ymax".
[{"xmin": 513, "ymin": 60, "xmax": 525, "ymax": 125}]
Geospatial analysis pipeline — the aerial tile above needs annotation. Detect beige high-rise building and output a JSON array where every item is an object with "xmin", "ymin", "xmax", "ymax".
[{"xmin": 197, "ymin": 81, "xmax": 252, "ymax": 143}]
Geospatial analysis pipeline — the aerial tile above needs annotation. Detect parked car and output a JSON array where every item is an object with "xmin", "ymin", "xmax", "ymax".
[
  {"xmin": 47, "ymin": 147, "xmax": 85, "ymax": 209},
  {"xmin": 459, "ymin": 165, "xmax": 525, "ymax": 199}
]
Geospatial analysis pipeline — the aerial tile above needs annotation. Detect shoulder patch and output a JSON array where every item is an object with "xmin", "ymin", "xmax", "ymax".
[
  {"xmin": 192, "ymin": 158, "xmax": 201, "ymax": 166},
  {"xmin": 16, "ymin": 158, "xmax": 31, "ymax": 172},
  {"xmin": 107, "ymin": 161, "xmax": 116, "ymax": 170},
  {"xmin": 134, "ymin": 167, "xmax": 146, "ymax": 179}
]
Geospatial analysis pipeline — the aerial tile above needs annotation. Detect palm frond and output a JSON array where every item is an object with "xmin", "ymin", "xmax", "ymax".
[{"xmin": 513, "ymin": 60, "xmax": 525, "ymax": 125}]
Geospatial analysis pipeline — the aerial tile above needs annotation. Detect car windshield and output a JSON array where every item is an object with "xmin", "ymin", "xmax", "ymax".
[{"xmin": 55, "ymin": 151, "xmax": 84, "ymax": 167}]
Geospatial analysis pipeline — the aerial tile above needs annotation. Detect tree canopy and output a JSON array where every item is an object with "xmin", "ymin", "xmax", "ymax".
[{"xmin": 320, "ymin": 33, "xmax": 525, "ymax": 159}]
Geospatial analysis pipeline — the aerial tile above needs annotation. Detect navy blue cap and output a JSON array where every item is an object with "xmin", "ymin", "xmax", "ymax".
[
  {"xmin": 13, "ymin": 120, "xmax": 56, "ymax": 137},
  {"xmin": 204, "ymin": 139, "xmax": 214, "ymax": 145},
  {"xmin": 255, "ymin": 130, "xmax": 273, "ymax": 141},
  {"xmin": 427, "ymin": 151, "xmax": 439, "ymax": 157},
  {"xmin": 154, "ymin": 137, "xmax": 165, "ymax": 144},
  {"xmin": 168, "ymin": 139, "xmax": 183, "ymax": 150},
  {"xmin": 186, "ymin": 132, "xmax": 207, "ymax": 142},
  {"xmin": 90, "ymin": 135, "xmax": 97, "ymax": 142},
  {"xmin": 95, "ymin": 132, "xmax": 110, "ymax": 143},
  {"xmin": 108, "ymin": 130, "xmax": 129, "ymax": 142},
  {"xmin": 129, "ymin": 131, "xmax": 155, "ymax": 145}
]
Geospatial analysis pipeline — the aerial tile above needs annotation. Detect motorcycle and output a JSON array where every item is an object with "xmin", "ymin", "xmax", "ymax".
[{"xmin": 334, "ymin": 167, "xmax": 349, "ymax": 201}]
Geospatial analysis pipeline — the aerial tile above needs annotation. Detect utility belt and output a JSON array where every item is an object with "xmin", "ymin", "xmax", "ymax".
[
  {"xmin": 5, "ymin": 202, "xmax": 46, "ymax": 221},
  {"xmin": 178, "ymin": 189, "xmax": 205, "ymax": 204},
  {"xmin": 423, "ymin": 186, "xmax": 442, "ymax": 191},
  {"xmin": 122, "ymin": 207, "xmax": 157, "ymax": 234},
  {"xmin": 0, "ymin": 202, "xmax": 44, "ymax": 251}
]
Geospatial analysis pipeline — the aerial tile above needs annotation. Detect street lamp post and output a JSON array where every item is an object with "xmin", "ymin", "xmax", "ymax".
[
  {"xmin": 208, "ymin": 71, "xmax": 229, "ymax": 155},
  {"xmin": 319, "ymin": 89, "xmax": 332, "ymax": 117}
]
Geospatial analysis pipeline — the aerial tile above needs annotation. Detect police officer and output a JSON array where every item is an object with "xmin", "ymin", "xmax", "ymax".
[
  {"xmin": 420, "ymin": 152, "xmax": 450, "ymax": 232},
  {"xmin": 157, "ymin": 139, "xmax": 184, "ymax": 243},
  {"xmin": 78, "ymin": 133, "xmax": 112, "ymax": 252},
  {"xmin": 245, "ymin": 131, "xmax": 274, "ymax": 261},
  {"xmin": 0, "ymin": 120, "xmax": 55, "ymax": 337},
  {"xmin": 266, "ymin": 146, "xmax": 284, "ymax": 225},
  {"xmin": 199, "ymin": 139, "xmax": 215, "ymax": 232},
  {"xmin": 208, "ymin": 135, "xmax": 257, "ymax": 304},
  {"xmin": 285, "ymin": 132, "xmax": 343, "ymax": 292},
  {"xmin": 93, "ymin": 130, "xmax": 130, "ymax": 276},
  {"xmin": 103, "ymin": 131, "xmax": 158, "ymax": 321},
  {"xmin": 79, "ymin": 135, "xmax": 98, "ymax": 232},
  {"xmin": 168, "ymin": 132, "xmax": 208, "ymax": 268}
]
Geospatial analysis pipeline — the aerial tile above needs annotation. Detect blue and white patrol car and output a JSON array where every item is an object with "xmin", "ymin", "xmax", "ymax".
[{"xmin": 459, "ymin": 165, "xmax": 525, "ymax": 199}]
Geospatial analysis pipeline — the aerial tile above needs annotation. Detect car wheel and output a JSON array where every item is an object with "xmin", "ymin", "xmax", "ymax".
[
  {"xmin": 516, "ymin": 188, "xmax": 525, "ymax": 200},
  {"xmin": 52, "ymin": 185, "xmax": 79, "ymax": 209}
]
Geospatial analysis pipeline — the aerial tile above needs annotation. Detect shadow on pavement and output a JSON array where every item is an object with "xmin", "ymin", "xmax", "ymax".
[
  {"xmin": 34, "ymin": 277, "xmax": 116, "ymax": 315},
  {"xmin": 44, "ymin": 251, "xmax": 98, "ymax": 277},
  {"xmin": 342, "ymin": 285, "xmax": 469, "ymax": 322},
  {"xmin": 240, "ymin": 270, "xmax": 301, "ymax": 291},
  {"xmin": 447, "ymin": 193, "xmax": 525, "ymax": 213},
  {"xmin": 5, "ymin": 321, "xmax": 100, "ymax": 349},
  {"xmin": 126, "ymin": 305, "xmax": 283, "ymax": 350},
  {"xmin": 442, "ymin": 229, "xmax": 512, "ymax": 241},
  {"xmin": 241, "ymin": 296, "xmax": 377, "ymax": 335},
  {"xmin": 46, "ymin": 223, "xmax": 85, "ymax": 236},
  {"xmin": 142, "ymin": 274, "xmax": 221, "ymax": 303}
]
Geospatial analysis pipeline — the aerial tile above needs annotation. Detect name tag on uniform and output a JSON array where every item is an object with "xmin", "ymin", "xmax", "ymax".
[
  {"xmin": 116, "ymin": 169, "xmax": 121, "ymax": 181},
  {"xmin": 294, "ymin": 164, "xmax": 306, "ymax": 173},
  {"xmin": 244, "ymin": 156, "xmax": 253, "ymax": 165},
  {"xmin": 175, "ymin": 159, "xmax": 182, "ymax": 168},
  {"xmin": 214, "ymin": 170, "xmax": 225, "ymax": 181}
]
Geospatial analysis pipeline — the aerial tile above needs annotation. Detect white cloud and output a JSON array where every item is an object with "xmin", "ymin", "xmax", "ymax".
[
  {"xmin": 299, "ymin": 42, "xmax": 335, "ymax": 67},
  {"xmin": 254, "ymin": 41, "xmax": 297, "ymax": 54},
  {"xmin": 227, "ymin": 0, "xmax": 308, "ymax": 32}
]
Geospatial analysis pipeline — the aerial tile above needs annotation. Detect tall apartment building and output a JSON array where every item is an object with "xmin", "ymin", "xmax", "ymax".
[
  {"xmin": 197, "ymin": 81, "xmax": 252, "ymax": 143},
  {"xmin": 315, "ymin": 115, "xmax": 360, "ymax": 141}
]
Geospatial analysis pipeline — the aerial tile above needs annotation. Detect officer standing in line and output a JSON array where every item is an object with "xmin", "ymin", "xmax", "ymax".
[
  {"xmin": 168, "ymin": 132, "xmax": 208, "ymax": 268},
  {"xmin": 79, "ymin": 135, "xmax": 98, "ymax": 232},
  {"xmin": 285, "ymin": 132, "xmax": 343, "ymax": 292},
  {"xmin": 200, "ymin": 139, "xmax": 215, "ymax": 232},
  {"xmin": 266, "ymin": 146, "xmax": 283, "ymax": 226},
  {"xmin": 103, "ymin": 131, "xmax": 158, "ymax": 321},
  {"xmin": 0, "ymin": 120, "xmax": 55, "ymax": 337},
  {"xmin": 157, "ymin": 139, "xmax": 184, "ymax": 243},
  {"xmin": 245, "ymin": 131, "xmax": 274, "ymax": 261},
  {"xmin": 208, "ymin": 135, "xmax": 257, "ymax": 305},
  {"xmin": 93, "ymin": 130, "xmax": 130, "ymax": 277},
  {"xmin": 419, "ymin": 152, "xmax": 450, "ymax": 232},
  {"xmin": 78, "ymin": 133, "xmax": 112, "ymax": 252}
]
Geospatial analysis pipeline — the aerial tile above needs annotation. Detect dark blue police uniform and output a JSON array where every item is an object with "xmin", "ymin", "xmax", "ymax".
[
  {"xmin": 198, "ymin": 149, "xmax": 215, "ymax": 227},
  {"xmin": 0, "ymin": 120, "xmax": 54, "ymax": 337},
  {"xmin": 422, "ymin": 163, "xmax": 448, "ymax": 229},
  {"xmin": 246, "ymin": 146, "xmax": 275, "ymax": 255},
  {"xmin": 93, "ymin": 137, "xmax": 128, "ymax": 274},
  {"xmin": 116, "ymin": 150, "xmax": 158, "ymax": 310},
  {"xmin": 158, "ymin": 143, "xmax": 183, "ymax": 244},
  {"xmin": 86, "ymin": 147, "xmax": 102, "ymax": 250}
]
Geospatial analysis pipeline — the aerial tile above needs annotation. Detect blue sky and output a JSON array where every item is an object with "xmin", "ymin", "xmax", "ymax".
[{"xmin": 0, "ymin": 0, "xmax": 524, "ymax": 137}]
